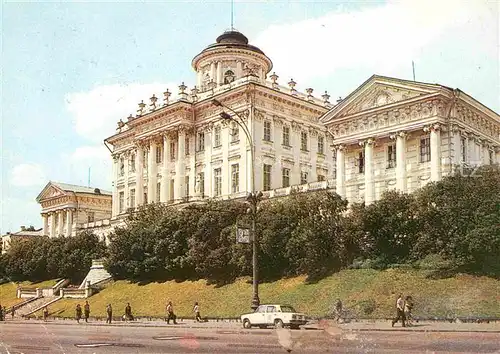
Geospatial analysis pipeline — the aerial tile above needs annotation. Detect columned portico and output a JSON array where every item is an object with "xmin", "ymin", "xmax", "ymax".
[
  {"xmin": 147, "ymin": 140, "xmax": 157, "ymax": 203},
  {"xmin": 429, "ymin": 124, "xmax": 442, "ymax": 182},
  {"xmin": 335, "ymin": 145, "xmax": 346, "ymax": 198},
  {"xmin": 176, "ymin": 129, "xmax": 186, "ymax": 200},
  {"xmin": 363, "ymin": 139, "xmax": 375, "ymax": 205},
  {"xmin": 395, "ymin": 132, "xmax": 407, "ymax": 192}
]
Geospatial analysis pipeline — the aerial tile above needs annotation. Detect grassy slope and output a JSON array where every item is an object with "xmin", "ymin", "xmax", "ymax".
[
  {"xmin": 0, "ymin": 279, "xmax": 59, "ymax": 308},
  {"xmin": 29, "ymin": 269, "xmax": 500, "ymax": 319}
]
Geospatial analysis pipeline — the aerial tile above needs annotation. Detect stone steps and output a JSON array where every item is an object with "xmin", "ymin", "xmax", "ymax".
[{"xmin": 79, "ymin": 261, "xmax": 112, "ymax": 289}]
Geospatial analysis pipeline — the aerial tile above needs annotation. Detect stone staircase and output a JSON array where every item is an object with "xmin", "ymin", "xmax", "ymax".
[
  {"xmin": 15, "ymin": 297, "xmax": 53, "ymax": 318},
  {"xmin": 79, "ymin": 259, "xmax": 113, "ymax": 289}
]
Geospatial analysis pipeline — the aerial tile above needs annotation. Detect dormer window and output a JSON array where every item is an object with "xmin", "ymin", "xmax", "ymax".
[{"xmin": 224, "ymin": 70, "xmax": 235, "ymax": 84}]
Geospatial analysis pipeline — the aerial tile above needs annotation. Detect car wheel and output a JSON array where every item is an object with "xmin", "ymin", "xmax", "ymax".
[
  {"xmin": 274, "ymin": 319, "xmax": 284, "ymax": 328},
  {"xmin": 243, "ymin": 319, "xmax": 252, "ymax": 329}
]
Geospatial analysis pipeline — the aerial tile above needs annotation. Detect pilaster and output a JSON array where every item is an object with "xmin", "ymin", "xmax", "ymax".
[
  {"xmin": 335, "ymin": 145, "xmax": 346, "ymax": 198},
  {"xmin": 176, "ymin": 127, "xmax": 186, "ymax": 200},
  {"xmin": 362, "ymin": 138, "xmax": 375, "ymax": 205},
  {"xmin": 147, "ymin": 140, "xmax": 157, "ymax": 203},
  {"xmin": 135, "ymin": 144, "xmax": 144, "ymax": 206}
]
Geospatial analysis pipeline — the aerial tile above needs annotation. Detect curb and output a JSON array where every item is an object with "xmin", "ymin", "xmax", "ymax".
[{"xmin": 349, "ymin": 328, "xmax": 500, "ymax": 334}]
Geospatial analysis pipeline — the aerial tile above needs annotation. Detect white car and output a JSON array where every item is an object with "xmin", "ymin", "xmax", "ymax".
[{"xmin": 240, "ymin": 304, "xmax": 308, "ymax": 329}]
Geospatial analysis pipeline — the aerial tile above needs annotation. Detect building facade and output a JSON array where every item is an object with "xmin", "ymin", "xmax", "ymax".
[
  {"xmin": 36, "ymin": 182, "xmax": 112, "ymax": 237},
  {"xmin": 1, "ymin": 227, "xmax": 42, "ymax": 254},
  {"xmin": 105, "ymin": 30, "xmax": 500, "ymax": 218}
]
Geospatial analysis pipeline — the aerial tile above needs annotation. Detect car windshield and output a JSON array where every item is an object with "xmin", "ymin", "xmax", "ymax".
[{"xmin": 280, "ymin": 306, "xmax": 296, "ymax": 313}]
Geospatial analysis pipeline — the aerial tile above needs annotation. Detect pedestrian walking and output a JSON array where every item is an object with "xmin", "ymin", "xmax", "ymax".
[
  {"xmin": 75, "ymin": 304, "xmax": 82, "ymax": 323},
  {"xmin": 166, "ymin": 301, "xmax": 177, "ymax": 324},
  {"xmin": 334, "ymin": 299, "xmax": 343, "ymax": 323},
  {"xmin": 43, "ymin": 306, "xmax": 49, "ymax": 322},
  {"xmin": 106, "ymin": 304, "xmax": 113, "ymax": 324},
  {"xmin": 11, "ymin": 306, "xmax": 15, "ymax": 320},
  {"xmin": 194, "ymin": 302, "xmax": 202, "ymax": 322},
  {"xmin": 404, "ymin": 296, "xmax": 413, "ymax": 326},
  {"xmin": 84, "ymin": 301, "xmax": 90, "ymax": 323},
  {"xmin": 124, "ymin": 303, "xmax": 134, "ymax": 321},
  {"xmin": 0, "ymin": 304, "xmax": 4, "ymax": 321},
  {"xmin": 391, "ymin": 294, "xmax": 406, "ymax": 327}
]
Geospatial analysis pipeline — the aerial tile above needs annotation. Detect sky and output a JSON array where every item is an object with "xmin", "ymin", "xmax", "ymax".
[{"xmin": 1, "ymin": 0, "xmax": 498, "ymax": 233}]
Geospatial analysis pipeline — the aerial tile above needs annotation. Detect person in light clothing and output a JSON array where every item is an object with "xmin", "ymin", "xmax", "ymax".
[
  {"xmin": 391, "ymin": 294, "xmax": 406, "ymax": 327},
  {"xmin": 194, "ymin": 302, "xmax": 202, "ymax": 322}
]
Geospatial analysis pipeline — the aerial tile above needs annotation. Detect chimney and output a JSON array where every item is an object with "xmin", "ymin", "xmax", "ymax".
[{"xmin": 20, "ymin": 226, "xmax": 26, "ymax": 231}]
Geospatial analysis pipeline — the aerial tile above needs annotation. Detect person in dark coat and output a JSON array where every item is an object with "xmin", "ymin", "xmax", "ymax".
[
  {"xmin": 84, "ymin": 301, "xmax": 90, "ymax": 323},
  {"xmin": 124, "ymin": 303, "xmax": 133, "ymax": 321},
  {"xmin": 106, "ymin": 304, "xmax": 112, "ymax": 324},
  {"xmin": 43, "ymin": 307, "xmax": 49, "ymax": 322},
  {"xmin": 75, "ymin": 304, "xmax": 82, "ymax": 323}
]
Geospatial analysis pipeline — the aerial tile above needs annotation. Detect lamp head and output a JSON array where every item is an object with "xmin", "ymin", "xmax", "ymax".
[{"xmin": 219, "ymin": 112, "xmax": 232, "ymax": 120}]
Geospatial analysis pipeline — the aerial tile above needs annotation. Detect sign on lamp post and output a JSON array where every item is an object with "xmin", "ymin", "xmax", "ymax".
[{"xmin": 236, "ymin": 227, "xmax": 251, "ymax": 244}]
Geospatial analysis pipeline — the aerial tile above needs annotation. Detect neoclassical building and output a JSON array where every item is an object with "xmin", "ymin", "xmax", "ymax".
[
  {"xmin": 105, "ymin": 30, "xmax": 500, "ymax": 218},
  {"xmin": 36, "ymin": 182, "xmax": 112, "ymax": 237}
]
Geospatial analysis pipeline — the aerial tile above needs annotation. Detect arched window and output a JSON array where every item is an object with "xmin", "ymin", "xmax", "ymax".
[{"xmin": 224, "ymin": 70, "xmax": 235, "ymax": 84}]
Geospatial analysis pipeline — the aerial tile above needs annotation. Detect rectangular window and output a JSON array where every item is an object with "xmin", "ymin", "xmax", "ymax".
[
  {"xmin": 198, "ymin": 172, "xmax": 205, "ymax": 196},
  {"xmin": 263, "ymin": 164, "xmax": 272, "ymax": 191},
  {"xmin": 461, "ymin": 137, "xmax": 467, "ymax": 163},
  {"xmin": 130, "ymin": 154, "xmax": 136, "ymax": 172},
  {"xmin": 300, "ymin": 171, "xmax": 308, "ymax": 185},
  {"xmin": 317, "ymin": 174, "xmax": 325, "ymax": 182},
  {"xmin": 231, "ymin": 164, "xmax": 239, "ymax": 193},
  {"xmin": 282, "ymin": 168, "xmax": 290, "ymax": 187},
  {"xmin": 420, "ymin": 137, "xmax": 431, "ymax": 163},
  {"xmin": 282, "ymin": 125, "xmax": 290, "ymax": 146},
  {"xmin": 358, "ymin": 151, "xmax": 365, "ymax": 174},
  {"xmin": 317, "ymin": 136, "xmax": 324, "ymax": 155},
  {"xmin": 263, "ymin": 121, "xmax": 271, "ymax": 142},
  {"xmin": 170, "ymin": 142, "xmax": 176, "ymax": 161},
  {"xmin": 489, "ymin": 150, "xmax": 494, "ymax": 165},
  {"xmin": 185, "ymin": 176, "xmax": 190, "ymax": 198},
  {"xmin": 214, "ymin": 168, "xmax": 222, "ymax": 196},
  {"xmin": 301, "ymin": 131, "xmax": 308, "ymax": 151},
  {"xmin": 143, "ymin": 192, "xmax": 148, "ymax": 204},
  {"xmin": 156, "ymin": 182, "xmax": 161, "ymax": 202},
  {"xmin": 185, "ymin": 136, "xmax": 190, "ymax": 156},
  {"xmin": 230, "ymin": 122, "xmax": 239, "ymax": 143},
  {"xmin": 87, "ymin": 212, "xmax": 95, "ymax": 223},
  {"xmin": 387, "ymin": 144, "xmax": 396, "ymax": 169},
  {"xmin": 119, "ymin": 191, "xmax": 124, "ymax": 213},
  {"xmin": 130, "ymin": 189, "xmax": 136, "ymax": 208},
  {"xmin": 214, "ymin": 126, "xmax": 221, "ymax": 147},
  {"xmin": 197, "ymin": 132, "xmax": 205, "ymax": 152},
  {"xmin": 156, "ymin": 145, "xmax": 163, "ymax": 164}
]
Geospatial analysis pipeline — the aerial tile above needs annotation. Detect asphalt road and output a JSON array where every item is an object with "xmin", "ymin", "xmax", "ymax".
[{"xmin": 1, "ymin": 322, "xmax": 499, "ymax": 353}]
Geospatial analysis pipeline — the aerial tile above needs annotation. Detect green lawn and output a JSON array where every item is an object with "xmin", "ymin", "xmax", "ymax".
[
  {"xmin": 0, "ymin": 279, "xmax": 59, "ymax": 308},
  {"xmin": 33, "ymin": 269, "xmax": 500, "ymax": 319}
]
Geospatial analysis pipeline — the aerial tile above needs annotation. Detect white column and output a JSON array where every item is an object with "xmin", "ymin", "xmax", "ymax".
[
  {"xmin": 482, "ymin": 143, "xmax": 489, "ymax": 165},
  {"xmin": 161, "ymin": 134, "xmax": 170, "ymax": 202},
  {"xmin": 335, "ymin": 145, "xmax": 346, "ymax": 198},
  {"xmin": 123, "ymin": 152, "xmax": 129, "ymax": 211},
  {"xmin": 42, "ymin": 214, "xmax": 49, "ymax": 236},
  {"xmin": 204, "ymin": 127, "xmax": 213, "ymax": 197},
  {"xmin": 176, "ymin": 128, "xmax": 186, "ymax": 200},
  {"xmin": 236, "ymin": 61, "xmax": 242, "ymax": 79},
  {"xmin": 135, "ymin": 145, "xmax": 144, "ymax": 206},
  {"xmin": 452, "ymin": 127, "xmax": 462, "ymax": 166},
  {"xmin": 188, "ymin": 134, "xmax": 196, "ymax": 198},
  {"xmin": 216, "ymin": 61, "xmax": 223, "ymax": 86},
  {"xmin": 495, "ymin": 148, "xmax": 500, "ymax": 165},
  {"xmin": 147, "ymin": 140, "xmax": 157, "ymax": 203},
  {"xmin": 430, "ymin": 124, "xmax": 442, "ymax": 182},
  {"xmin": 57, "ymin": 211, "xmax": 64, "ymax": 236},
  {"xmin": 395, "ymin": 132, "xmax": 407, "ymax": 193},
  {"xmin": 222, "ymin": 123, "xmax": 229, "ymax": 195},
  {"xmin": 291, "ymin": 126, "xmax": 301, "ymax": 186},
  {"xmin": 49, "ymin": 213, "xmax": 56, "ymax": 238},
  {"xmin": 65, "ymin": 209, "xmax": 72, "ymax": 237},
  {"xmin": 112, "ymin": 155, "xmax": 119, "ymax": 217},
  {"xmin": 210, "ymin": 62, "xmax": 216, "ymax": 82},
  {"xmin": 364, "ymin": 139, "xmax": 375, "ymax": 205}
]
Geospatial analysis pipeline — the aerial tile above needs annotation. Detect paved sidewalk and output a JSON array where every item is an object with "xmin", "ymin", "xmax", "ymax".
[{"xmin": 2, "ymin": 318, "xmax": 500, "ymax": 333}]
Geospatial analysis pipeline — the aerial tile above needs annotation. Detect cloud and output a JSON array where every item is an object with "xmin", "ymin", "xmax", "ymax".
[
  {"xmin": 0, "ymin": 197, "xmax": 42, "ymax": 233},
  {"xmin": 254, "ymin": 0, "xmax": 495, "ymax": 84},
  {"xmin": 9, "ymin": 163, "xmax": 46, "ymax": 187},
  {"xmin": 65, "ymin": 82, "xmax": 182, "ymax": 142}
]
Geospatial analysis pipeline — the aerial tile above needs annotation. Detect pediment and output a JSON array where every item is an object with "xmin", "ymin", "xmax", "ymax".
[
  {"xmin": 321, "ymin": 75, "xmax": 444, "ymax": 124},
  {"xmin": 36, "ymin": 182, "xmax": 67, "ymax": 202}
]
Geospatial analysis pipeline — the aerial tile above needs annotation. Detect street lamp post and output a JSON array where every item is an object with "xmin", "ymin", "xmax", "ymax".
[{"xmin": 211, "ymin": 98, "xmax": 262, "ymax": 311}]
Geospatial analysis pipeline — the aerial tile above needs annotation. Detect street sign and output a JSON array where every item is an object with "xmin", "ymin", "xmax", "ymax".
[{"xmin": 236, "ymin": 227, "xmax": 251, "ymax": 244}]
